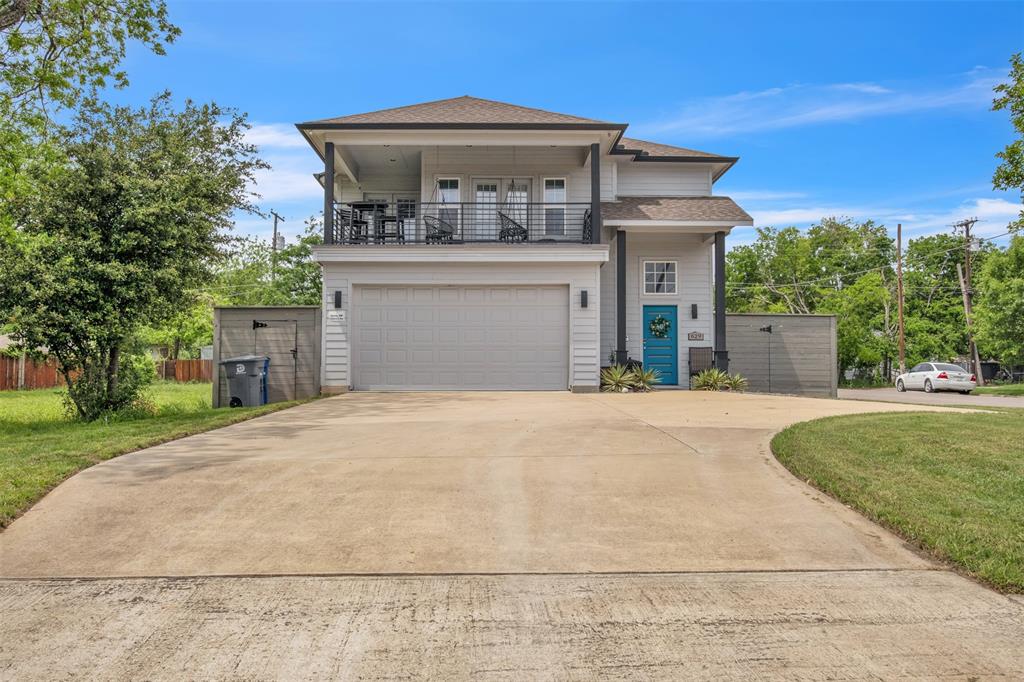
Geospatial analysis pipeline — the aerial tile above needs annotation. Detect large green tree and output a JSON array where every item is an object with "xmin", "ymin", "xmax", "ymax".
[
  {"xmin": 974, "ymin": 235, "xmax": 1024, "ymax": 366},
  {"xmin": 993, "ymin": 52, "xmax": 1024, "ymax": 233},
  {"xmin": 0, "ymin": 94, "xmax": 265, "ymax": 419}
]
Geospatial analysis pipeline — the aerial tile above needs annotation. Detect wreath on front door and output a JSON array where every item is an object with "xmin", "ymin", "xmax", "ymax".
[{"xmin": 649, "ymin": 315, "xmax": 671, "ymax": 339}]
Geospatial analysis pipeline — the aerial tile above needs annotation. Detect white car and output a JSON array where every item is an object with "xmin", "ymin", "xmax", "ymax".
[{"xmin": 895, "ymin": 362, "xmax": 976, "ymax": 394}]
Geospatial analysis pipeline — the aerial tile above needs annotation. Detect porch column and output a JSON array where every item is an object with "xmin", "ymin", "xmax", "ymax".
[
  {"xmin": 714, "ymin": 230, "xmax": 729, "ymax": 371},
  {"xmin": 615, "ymin": 229, "xmax": 627, "ymax": 364},
  {"xmin": 323, "ymin": 141, "xmax": 335, "ymax": 245},
  {"xmin": 590, "ymin": 142, "xmax": 601, "ymax": 244}
]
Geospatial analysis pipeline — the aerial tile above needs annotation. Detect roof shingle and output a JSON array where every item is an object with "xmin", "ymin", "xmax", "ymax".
[
  {"xmin": 306, "ymin": 96, "xmax": 617, "ymax": 126},
  {"xmin": 602, "ymin": 196, "xmax": 753, "ymax": 224},
  {"xmin": 616, "ymin": 137, "xmax": 726, "ymax": 159}
]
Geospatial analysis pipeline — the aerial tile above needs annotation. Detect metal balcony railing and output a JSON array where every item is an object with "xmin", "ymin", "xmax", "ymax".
[{"xmin": 327, "ymin": 201, "xmax": 593, "ymax": 245}]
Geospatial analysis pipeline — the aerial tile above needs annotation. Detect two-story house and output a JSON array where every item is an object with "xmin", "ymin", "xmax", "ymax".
[{"xmin": 297, "ymin": 96, "xmax": 752, "ymax": 393}]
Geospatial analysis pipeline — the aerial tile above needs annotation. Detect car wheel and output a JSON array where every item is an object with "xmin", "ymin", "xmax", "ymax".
[
  {"xmin": 896, "ymin": 379, "xmax": 905, "ymax": 392},
  {"xmin": 924, "ymin": 379, "xmax": 934, "ymax": 393},
  {"xmin": 960, "ymin": 390, "xmax": 970, "ymax": 395}
]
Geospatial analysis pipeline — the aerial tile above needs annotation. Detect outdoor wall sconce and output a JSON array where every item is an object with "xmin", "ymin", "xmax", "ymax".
[
  {"xmin": 581, "ymin": 290, "xmax": 589, "ymax": 308},
  {"xmin": 334, "ymin": 290, "xmax": 343, "ymax": 309},
  {"xmin": 691, "ymin": 304, "xmax": 698, "ymax": 319}
]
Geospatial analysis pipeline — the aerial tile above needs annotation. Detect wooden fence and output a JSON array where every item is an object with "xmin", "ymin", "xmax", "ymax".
[
  {"xmin": 0, "ymin": 355, "xmax": 65, "ymax": 391},
  {"xmin": 0, "ymin": 356, "xmax": 212, "ymax": 390},
  {"xmin": 156, "ymin": 359, "xmax": 213, "ymax": 383}
]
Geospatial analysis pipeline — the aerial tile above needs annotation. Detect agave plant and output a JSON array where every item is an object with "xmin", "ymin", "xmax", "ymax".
[
  {"xmin": 601, "ymin": 364, "xmax": 633, "ymax": 392},
  {"xmin": 692, "ymin": 368, "xmax": 732, "ymax": 391},
  {"xmin": 727, "ymin": 373, "xmax": 749, "ymax": 392},
  {"xmin": 629, "ymin": 366, "xmax": 662, "ymax": 392}
]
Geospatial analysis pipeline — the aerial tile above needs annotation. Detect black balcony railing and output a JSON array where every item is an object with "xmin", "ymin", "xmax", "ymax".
[{"xmin": 327, "ymin": 201, "xmax": 593, "ymax": 245}]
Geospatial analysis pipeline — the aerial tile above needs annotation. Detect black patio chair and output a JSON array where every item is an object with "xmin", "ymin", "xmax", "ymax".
[
  {"xmin": 424, "ymin": 215, "xmax": 455, "ymax": 243},
  {"xmin": 498, "ymin": 211, "xmax": 528, "ymax": 243}
]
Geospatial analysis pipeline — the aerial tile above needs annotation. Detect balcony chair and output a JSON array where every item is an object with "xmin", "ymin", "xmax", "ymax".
[
  {"xmin": 498, "ymin": 211, "xmax": 528, "ymax": 243},
  {"xmin": 424, "ymin": 215, "xmax": 455, "ymax": 243}
]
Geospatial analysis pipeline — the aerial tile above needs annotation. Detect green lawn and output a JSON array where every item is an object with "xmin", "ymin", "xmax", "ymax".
[
  {"xmin": 772, "ymin": 411, "xmax": 1024, "ymax": 592},
  {"xmin": 0, "ymin": 382, "xmax": 306, "ymax": 527},
  {"xmin": 973, "ymin": 383, "xmax": 1024, "ymax": 396}
]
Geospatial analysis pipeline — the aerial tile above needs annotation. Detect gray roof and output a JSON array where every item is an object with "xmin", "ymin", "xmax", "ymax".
[
  {"xmin": 616, "ymin": 137, "xmax": 726, "ymax": 160},
  {"xmin": 602, "ymin": 196, "xmax": 753, "ymax": 224},
  {"xmin": 302, "ymin": 96, "xmax": 620, "ymax": 127}
]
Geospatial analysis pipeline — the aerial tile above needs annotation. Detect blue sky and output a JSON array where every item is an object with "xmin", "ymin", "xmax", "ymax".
[{"xmin": 113, "ymin": 1, "xmax": 1023, "ymax": 248}]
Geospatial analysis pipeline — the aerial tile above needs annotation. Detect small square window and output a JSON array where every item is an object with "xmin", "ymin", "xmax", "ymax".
[{"xmin": 643, "ymin": 261, "xmax": 677, "ymax": 294}]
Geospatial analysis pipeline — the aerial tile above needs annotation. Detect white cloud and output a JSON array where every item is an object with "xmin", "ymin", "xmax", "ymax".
[
  {"xmin": 245, "ymin": 123, "xmax": 308, "ymax": 149},
  {"xmin": 634, "ymin": 70, "xmax": 1000, "ymax": 138},
  {"xmin": 746, "ymin": 196, "xmax": 1021, "ymax": 241}
]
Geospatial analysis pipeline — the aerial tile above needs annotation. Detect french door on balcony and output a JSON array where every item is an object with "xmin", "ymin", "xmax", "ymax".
[{"xmin": 473, "ymin": 178, "xmax": 531, "ymax": 241}]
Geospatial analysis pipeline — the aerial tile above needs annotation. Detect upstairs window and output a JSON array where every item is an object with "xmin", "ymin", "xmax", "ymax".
[
  {"xmin": 437, "ymin": 178, "xmax": 460, "ymax": 203},
  {"xmin": 543, "ymin": 178, "xmax": 566, "ymax": 236},
  {"xmin": 644, "ymin": 261, "xmax": 677, "ymax": 295}
]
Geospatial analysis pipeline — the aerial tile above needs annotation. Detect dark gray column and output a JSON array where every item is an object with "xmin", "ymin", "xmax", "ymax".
[
  {"xmin": 615, "ymin": 229, "xmax": 627, "ymax": 365},
  {"xmin": 590, "ymin": 142, "xmax": 601, "ymax": 244},
  {"xmin": 323, "ymin": 141, "xmax": 335, "ymax": 245},
  {"xmin": 714, "ymin": 230, "xmax": 729, "ymax": 371}
]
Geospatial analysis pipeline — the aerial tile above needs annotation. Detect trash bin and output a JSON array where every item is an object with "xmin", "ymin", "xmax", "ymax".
[{"xmin": 220, "ymin": 355, "xmax": 270, "ymax": 407}]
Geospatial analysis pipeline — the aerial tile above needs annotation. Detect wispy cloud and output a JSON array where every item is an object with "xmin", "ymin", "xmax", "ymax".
[
  {"xmin": 746, "ymin": 195, "xmax": 1021, "ymax": 240},
  {"xmin": 634, "ymin": 70, "xmax": 1000, "ymax": 138},
  {"xmin": 245, "ymin": 123, "xmax": 308, "ymax": 149}
]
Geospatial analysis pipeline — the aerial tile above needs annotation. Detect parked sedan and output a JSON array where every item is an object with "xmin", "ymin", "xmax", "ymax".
[{"xmin": 895, "ymin": 362, "xmax": 977, "ymax": 394}]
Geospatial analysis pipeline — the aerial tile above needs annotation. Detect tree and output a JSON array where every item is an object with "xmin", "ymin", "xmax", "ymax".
[
  {"xmin": 0, "ymin": 94, "xmax": 266, "ymax": 419},
  {"xmin": 0, "ymin": 0, "xmax": 178, "ymax": 124},
  {"xmin": 136, "ymin": 297, "xmax": 214, "ymax": 360},
  {"xmin": 993, "ymin": 53, "xmax": 1024, "ymax": 233},
  {"xmin": 974, "ymin": 235, "xmax": 1024, "ymax": 366},
  {"xmin": 211, "ymin": 216, "xmax": 323, "ymax": 307}
]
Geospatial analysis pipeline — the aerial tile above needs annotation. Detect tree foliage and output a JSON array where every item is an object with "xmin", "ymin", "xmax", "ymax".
[
  {"xmin": 0, "ymin": 94, "xmax": 265, "ymax": 419},
  {"xmin": 993, "ymin": 52, "xmax": 1024, "ymax": 233},
  {"xmin": 975, "ymin": 235, "xmax": 1024, "ymax": 366}
]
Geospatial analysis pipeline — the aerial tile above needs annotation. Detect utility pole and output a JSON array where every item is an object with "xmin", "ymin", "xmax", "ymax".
[
  {"xmin": 896, "ymin": 223, "xmax": 906, "ymax": 377},
  {"xmin": 952, "ymin": 217, "xmax": 984, "ymax": 386},
  {"xmin": 270, "ymin": 210, "xmax": 285, "ymax": 281}
]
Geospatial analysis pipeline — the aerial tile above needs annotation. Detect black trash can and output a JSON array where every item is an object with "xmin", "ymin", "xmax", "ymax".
[{"xmin": 220, "ymin": 355, "xmax": 270, "ymax": 407}]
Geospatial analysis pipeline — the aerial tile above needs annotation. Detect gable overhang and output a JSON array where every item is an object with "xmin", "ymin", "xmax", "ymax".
[
  {"xmin": 607, "ymin": 130, "xmax": 738, "ymax": 182},
  {"xmin": 603, "ymin": 221, "xmax": 743, "ymax": 234}
]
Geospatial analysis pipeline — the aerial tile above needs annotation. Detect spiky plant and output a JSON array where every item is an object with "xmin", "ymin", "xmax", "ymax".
[
  {"xmin": 629, "ymin": 366, "xmax": 662, "ymax": 392},
  {"xmin": 692, "ymin": 368, "xmax": 731, "ymax": 391},
  {"xmin": 727, "ymin": 373, "xmax": 749, "ymax": 392},
  {"xmin": 601, "ymin": 364, "xmax": 633, "ymax": 392}
]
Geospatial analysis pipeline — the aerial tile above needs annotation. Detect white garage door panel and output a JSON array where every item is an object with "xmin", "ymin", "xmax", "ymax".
[{"xmin": 353, "ymin": 285, "xmax": 569, "ymax": 390}]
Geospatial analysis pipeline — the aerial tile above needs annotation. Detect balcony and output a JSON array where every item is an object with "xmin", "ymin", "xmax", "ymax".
[{"xmin": 327, "ymin": 201, "xmax": 593, "ymax": 245}]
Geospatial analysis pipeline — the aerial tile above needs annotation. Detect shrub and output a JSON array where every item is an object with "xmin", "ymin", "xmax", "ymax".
[
  {"xmin": 601, "ymin": 364, "xmax": 633, "ymax": 392},
  {"xmin": 630, "ymin": 366, "xmax": 662, "ymax": 392},
  {"xmin": 692, "ymin": 368, "xmax": 732, "ymax": 391},
  {"xmin": 727, "ymin": 373, "xmax": 749, "ymax": 392}
]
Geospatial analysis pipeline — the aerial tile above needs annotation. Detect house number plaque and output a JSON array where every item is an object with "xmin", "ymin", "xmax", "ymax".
[{"xmin": 687, "ymin": 331, "xmax": 705, "ymax": 341}]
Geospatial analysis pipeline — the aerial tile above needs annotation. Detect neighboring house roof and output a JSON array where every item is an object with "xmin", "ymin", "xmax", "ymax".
[
  {"xmin": 602, "ymin": 196, "xmax": 753, "ymax": 224},
  {"xmin": 299, "ymin": 95, "xmax": 626, "ymax": 129},
  {"xmin": 615, "ymin": 137, "xmax": 724, "ymax": 160}
]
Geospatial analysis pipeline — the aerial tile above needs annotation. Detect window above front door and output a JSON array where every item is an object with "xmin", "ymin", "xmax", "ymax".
[{"xmin": 643, "ymin": 260, "xmax": 677, "ymax": 295}]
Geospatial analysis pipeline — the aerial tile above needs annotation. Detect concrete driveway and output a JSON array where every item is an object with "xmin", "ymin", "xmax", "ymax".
[
  {"xmin": 840, "ymin": 386, "xmax": 1024, "ymax": 408},
  {"xmin": 1, "ymin": 392, "xmax": 1021, "ymax": 679}
]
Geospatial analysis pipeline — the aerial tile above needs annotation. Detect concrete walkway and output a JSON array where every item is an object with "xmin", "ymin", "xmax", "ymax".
[
  {"xmin": 1, "ymin": 392, "xmax": 1021, "ymax": 679},
  {"xmin": 840, "ymin": 386, "xmax": 1024, "ymax": 408}
]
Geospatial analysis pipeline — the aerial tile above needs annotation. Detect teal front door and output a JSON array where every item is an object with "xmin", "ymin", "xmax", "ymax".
[{"xmin": 643, "ymin": 305, "xmax": 678, "ymax": 385}]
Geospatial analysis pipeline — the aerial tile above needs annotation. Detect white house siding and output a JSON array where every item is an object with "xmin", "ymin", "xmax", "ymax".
[
  {"xmin": 321, "ymin": 260, "xmax": 602, "ymax": 391},
  {"xmin": 599, "ymin": 232, "xmax": 715, "ymax": 382},
  {"xmin": 614, "ymin": 162, "xmax": 712, "ymax": 197},
  {"xmin": 419, "ymin": 147, "xmax": 613, "ymax": 202}
]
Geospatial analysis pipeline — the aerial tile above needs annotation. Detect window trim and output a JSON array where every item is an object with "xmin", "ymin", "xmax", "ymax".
[
  {"xmin": 542, "ymin": 177, "xmax": 567, "ymax": 236},
  {"xmin": 642, "ymin": 259, "xmax": 678, "ymax": 296}
]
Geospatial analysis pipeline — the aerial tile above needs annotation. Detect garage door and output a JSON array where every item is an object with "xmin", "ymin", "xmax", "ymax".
[{"xmin": 352, "ymin": 285, "xmax": 569, "ymax": 390}]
